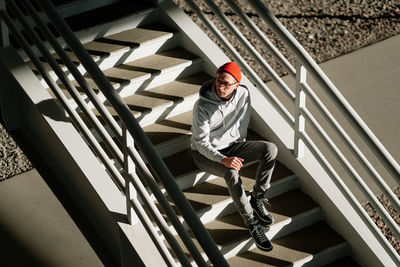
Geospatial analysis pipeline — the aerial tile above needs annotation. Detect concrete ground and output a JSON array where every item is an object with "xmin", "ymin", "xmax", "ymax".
[
  {"xmin": 0, "ymin": 169, "xmax": 102, "ymax": 267},
  {"xmin": 309, "ymin": 33, "xmax": 400, "ymax": 195},
  {"xmin": 319, "ymin": 34, "xmax": 400, "ymax": 162}
]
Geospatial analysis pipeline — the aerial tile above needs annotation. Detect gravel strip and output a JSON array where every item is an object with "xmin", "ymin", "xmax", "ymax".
[
  {"xmin": 0, "ymin": 122, "xmax": 32, "ymax": 180},
  {"xmin": 363, "ymin": 186, "xmax": 400, "ymax": 254},
  {"xmin": 173, "ymin": 0, "xmax": 400, "ymax": 81}
]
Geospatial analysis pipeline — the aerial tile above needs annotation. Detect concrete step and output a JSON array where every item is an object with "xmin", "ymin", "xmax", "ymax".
[
  {"xmin": 165, "ymin": 189, "xmax": 326, "ymax": 264},
  {"xmin": 34, "ymin": 25, "xmax": 179, "ymax": 88},
  {"xmin": 16, "ymin": 1, "xmax": 157, "ymax": 62},
  {"xmin": 86, "ymin": 23, "xmax": 180, "ymax": 70},
  {"xmin": 53, "ymin": 48, "xmax": 203, "ymax": 126},
  {"xmin": 75, "ymin": 72, "xmax": 209, "ymax": 154},
  {"xmin": 227, "ymin": 221, "xmax": 349, "ymax": 266},
  {"xmin": 143, "ymin": 110, "xmax": 193, "ymax": 158},
  {"xmin": 161, "ymin": 147, "xmax": 295, "ymax": 192},
  {"xmin": 112, "ymin": 48, "xmax": 204, "ymax": 97},
  {"xmin": 77, "ymin": 47, "xmax": 202, "ymax": 97},
  {"xmin": 164, "ymin": 162, "xmax": 297, "ymax": 225}
]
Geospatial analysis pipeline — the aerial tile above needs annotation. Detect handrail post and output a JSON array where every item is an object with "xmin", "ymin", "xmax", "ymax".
[
  {"xmin": 0, "ymin": 0, "xmax": 8, "ymax": 47},
  {"xmin": 294, "ymin": 60, "xmax": 306, "ymax": 158},
  {"xmin": 123, "ymin": 125, "xmax": 137, "ymax": 225}
]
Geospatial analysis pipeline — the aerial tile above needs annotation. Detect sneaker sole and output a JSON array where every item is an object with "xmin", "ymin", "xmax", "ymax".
[
  {"xmin": 255, "ymin": 243, "xmax": 273, "ymax": 252},
  {"xmin": 248, "ymin": 226, "xmax": 273, "ymax": 252}
]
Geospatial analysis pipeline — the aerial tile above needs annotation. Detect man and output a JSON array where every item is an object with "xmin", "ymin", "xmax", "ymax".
[{"xmin": 191, "ymin": 62, "xmax": 278, "ymax": 252}]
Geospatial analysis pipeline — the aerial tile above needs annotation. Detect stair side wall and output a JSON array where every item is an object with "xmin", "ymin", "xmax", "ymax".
[{"xmin": 0, "ymin": 46, "xmax": 163, "ymax": 267}]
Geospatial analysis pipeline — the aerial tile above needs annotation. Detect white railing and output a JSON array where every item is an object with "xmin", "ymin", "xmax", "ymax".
[
  {"xmin": 180, "ymin": 0, "xmax": 400, "ymax": 260},
  {"xmin": 0, "ymin": 0, "xmax": 229, "ymax": 266}
]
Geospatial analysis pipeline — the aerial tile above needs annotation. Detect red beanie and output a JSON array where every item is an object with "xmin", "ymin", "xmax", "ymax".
[{"xmin": 217, "ymin": 62, "xmax": 241, "ymax": 83}]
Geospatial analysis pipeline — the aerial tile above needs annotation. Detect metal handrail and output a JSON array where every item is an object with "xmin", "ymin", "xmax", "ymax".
[
  {"xmin": 13, "ymin": 5, "xmax": 196, "ymax": 259},
  {"xmin": 300, "ymin": 80, "xmax": 400, "ymax": 213},
  {"xmin": 203, "ymin": 0, "xmax": 295, "ymax": 102},
  {"xmin": 1, "ymin": 0, "xmax": 230, "ymax": 266},
  {"xmin": 225, "ymin": 0, "xmax": 296, "ymax": 78},
  {"xmin": 299, "ymin": 129, "xmax": 400, "ymax": 261},
  {"xmin": 245, "ymin": 0, "xmax": 400, "ymax": 180},
  {"xmin": 0, "ymin": 11, "xmax": 125, "ymax": 191},
  {"xmin": 0, "ymin": 0, "xmax": 7, "ymax": 47},
  {"xmin": 246, "ymin": 0, "xmax": 400, "ymax": 235},
  {"xmin": 301, "ymin": 106, "xmax": 400, "ymax": 240},
  {"xmin": 247, "ymin": 0, "xmax": 400, "ymax": 257},
  {"xmin": 0, "ymin": 5, "xmax": 179, "ymax": 267},
  {"xmin": 181, "ymin": 0, "xmax": 400, "ymax": 258},
  {"xmin": 183, "ymin": 0, "xmax": 294, "ymax": 127},
  {"xmin": 20, "ymin": 0, "xmax": 123, "ymax": 142}
]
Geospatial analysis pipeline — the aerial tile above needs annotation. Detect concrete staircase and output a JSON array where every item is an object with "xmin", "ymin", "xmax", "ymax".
[{"xmin": 29, "ymin": 1, "xmax": 360, "ymax": 265}]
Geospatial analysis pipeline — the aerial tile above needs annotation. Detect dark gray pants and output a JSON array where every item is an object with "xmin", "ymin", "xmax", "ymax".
[{"xmin": 192, "ymin": 140, "xmax": 278, "ymax": 226}]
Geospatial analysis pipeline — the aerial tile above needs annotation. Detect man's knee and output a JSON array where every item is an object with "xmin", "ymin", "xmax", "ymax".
[
  {"xmin": 261, "ymin": 141, "xmax": 278, "ymax": 160},
  {"xmin": 224, "ymin": 169, "xmax": 241, "ymax": 186},
  {"xmin": 269, "ymin": 142, "xmax": 278, "ymax": 159}
]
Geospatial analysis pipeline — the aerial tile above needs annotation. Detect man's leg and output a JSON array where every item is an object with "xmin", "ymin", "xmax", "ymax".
[
  {"xmin": 223, "ymin": 141, "xmax": 278, "ymax": 197},
  {"xmin": 223, "ymin": 141, "xmax": 278, "ymax": 225},
  {"xmin": 192, "ymin": 148, "xmax": 274, "ymax": 251},
  {"xmin": 192, "ymin": 150, "xmax": 255, "ymax": 226}
]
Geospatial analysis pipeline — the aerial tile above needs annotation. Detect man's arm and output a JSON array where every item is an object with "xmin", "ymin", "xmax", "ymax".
[
  {"xmin": 192, "ymin": 103, "xmax": 226, "ymax": 162},
  {"xmin": 238, "ymin": 86, "xmax": 251, "ymax": 140}
]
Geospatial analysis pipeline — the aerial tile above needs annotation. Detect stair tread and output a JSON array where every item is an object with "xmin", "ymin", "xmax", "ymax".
[
  {"xmin": 70, "ymin": 77, "xmax": 120, "ymax": 91},
  {"xmin": 122, "ymin": 93, "xmax": 173, "ymax": 113},
  {"xmin": 91, "ymin": 104, "xmax": 141, "ymax": 119},
  {"xmin": 122, "ymin": 48, "xmax": 200, "ymax": 74},
  {"xmin": 144, "ymin": 111, "xmax": 192, "ymax": 146},
  {"xmin": 142, "ymin": 72, "xmax": 212, "ymax": 145},
  {"xmin": 201, "ymin": 189, "xmax": 318, "ymax": 246},
  {"xmin": 83, "ymin": 41, "xmax": 130, "ymax": 56},
  {"xmin": 44, "ymin": 25, "xmax": 175, "ymax": 66},
  {"xmin": 102, "ymin": 66, "xmax": 150, "ymax": 84},
  {"xmin": 93, "ymin": 48, "xmax": 200, "ymax": 84},
  {"xmin": 144, "ymin": 72, "xmax": 210, "ymax": 100},
  {"xmin": 50, "ymin": 49, "xmax": 101, "ymax": 63},
  {"xmin": 119, "ymin": 73, "xmax": 206, "ymax": 117},
  {"xmin": 102, "ymin": 27, "xmax": 174, "ymax": 47},
  {"xmin": 164, "ymin": 190, "xmax": 331, "ymax": 263},
  {"xmin": 227, "ymin": 221, "xmax": 346, "ymax": 266}
]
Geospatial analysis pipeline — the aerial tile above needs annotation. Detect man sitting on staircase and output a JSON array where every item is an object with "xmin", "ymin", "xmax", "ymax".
[{"xmin": 191, "ymin": 62, "xmax": 278, "ymax": 252}]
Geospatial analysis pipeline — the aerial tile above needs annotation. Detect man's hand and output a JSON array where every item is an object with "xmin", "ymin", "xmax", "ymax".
[{"xmin": 221, "ymin": 156, "xmax": 244, "ymax": 171}]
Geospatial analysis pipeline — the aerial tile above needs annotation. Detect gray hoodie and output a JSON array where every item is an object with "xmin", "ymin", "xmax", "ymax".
[{"xmin": 191, "ymin": 79, "xmax": 251, "ymax": 162}]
